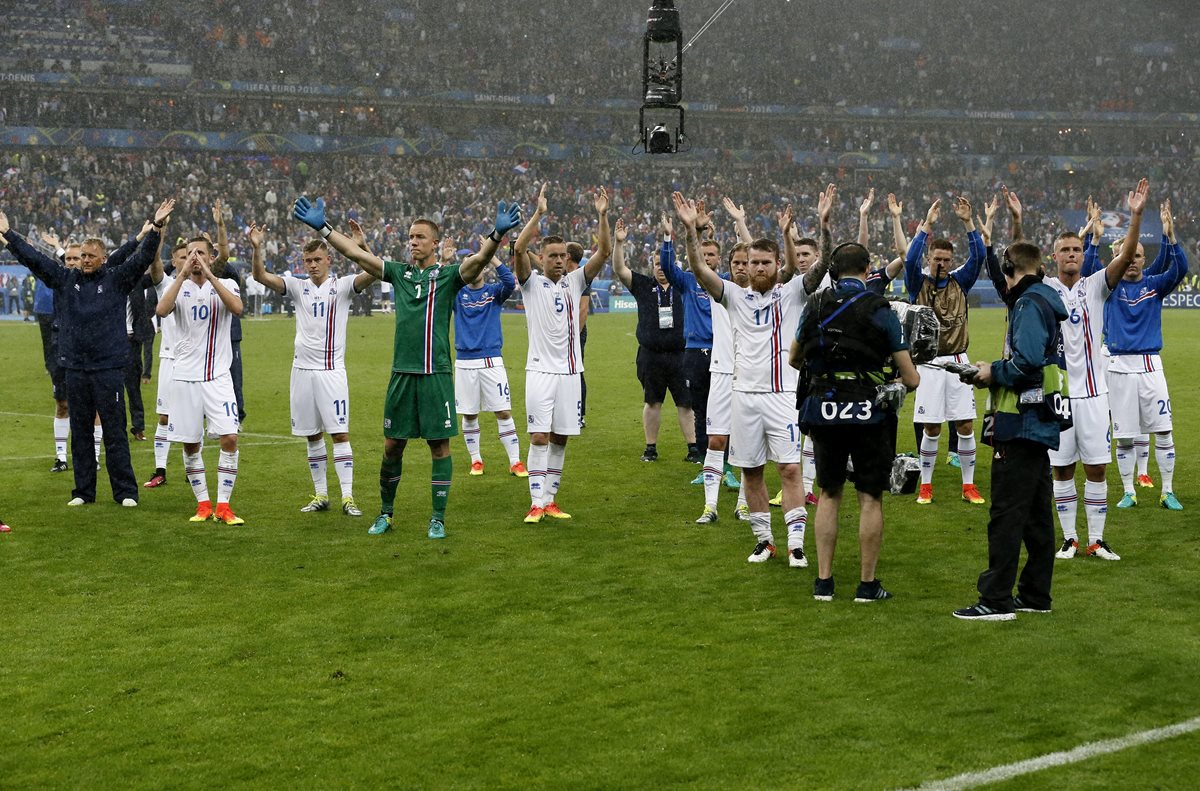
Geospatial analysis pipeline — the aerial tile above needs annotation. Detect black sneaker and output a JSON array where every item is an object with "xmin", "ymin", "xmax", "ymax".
[
  {"xmin": 1013, "ymin": 596, "xmax": 1051, "ymax": 614},
  {"xmin": 50, "ymin": 459, "xmax": 69, "ymax": 473},
  {"xmin": 684, "ymin": 446, "xmax": 704, "ymax": 464},
  {"xmin": 854, "ymin": 579, "xmax": 893, "ymax": 603},
  {"xmin": 952, "ymin": 603, "xmax": 1016, "ymax": 621},
  {"xmin": 640, "ymin": 445, "xmax": 658, "ymax": 462},
  {"xmin": 813, "ymin": 576, "xmax": 835, "ymax": 602}
]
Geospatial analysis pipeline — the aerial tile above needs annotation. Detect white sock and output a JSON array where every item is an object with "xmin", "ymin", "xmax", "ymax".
[
  {"xmin": 545, "ymin": 443, "xmax": 566, "ymax": 504},
  {"xmin": 332, "ymin": 441, "xmax": 354, "ymax": 499},
  {"xmin": 462, "ymin": 417, "xmax": 482, "ymax": 463},
  {"xmin": 1115, "ymin": 440, "xmax": 1135, "ymax": 492},
  {"xmin": 307, "ymin": 439, "xmax": 328, "ymax": 497},
  {"xmin": 497, "ymin": 417, "xmax": 521, "ymax": 465},
  {"xmin": 736, "ymin": 477, "xmax": 747, "ymax": 509},
  {"xmin": 801, "ymin": 435, "xmax": 816, "ymax": 497},
  {"xmin": 1083, "ymin": 479, "xmax": 1108, "ymax": 545},
  {"xmin": 54, "ymin": 417, "xmax": 69, "ymax": 462},
  {"xmin": 527, "ymin": 443, "xmax": 549, "ymax": 508},
  {"xmin": 785, "ymin": 507, "xmax": 807, "ymax": 552},
  {"xmin": 154, "ymin": 423, "xmax": 170, "ymax": 470},
  {"xmin": 216, "ymin": 450, "xmax": 239, "ymax": 505},
  {"xmin": 1053, "ymin": 479, "xmax": 1078, "ymax": 541},
  {"xmin": 957, "ymin": 431, "xmax": 977, "ymax": 486},
  {"xmin": 1155, "ymin": 433, "xmax": 1176, "ymax": 492},
  {"xmin": 94, "ymin": 424, "xmax": 103, "ymax": 461},
  {"xmin": 702, "ymin": 448, "xmax": 723, "ymax": 510},
  {"xmin": 919, "ymin": 432, "xmax": 939, "ymax": 485},
  {"xmin": 749, "ymin": 511, "xmax": 773, "ymax": 544},
  {"xmin": 1135, "ymin": 434, "xmax": 1151, "ymax": 476},
  {"xmin": 184, "ymin": 450, "xmax": 209, "ymax": 503}
]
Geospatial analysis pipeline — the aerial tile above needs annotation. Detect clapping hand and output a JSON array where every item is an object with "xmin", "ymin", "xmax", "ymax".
[
  {"xmin": 615, "ymin": 218, "xmax": 629, "ymax": 243},
  {"xmin": 347, "ymin": 218, "xmax": 368, "ymax": 250},
  {"xmin": 672, "ymin": 191, "xmax": 697, "ymax": 228},
  {"xmin": 247, "ymin": 222, "xmax": 267, "ymax": 249},
  {"xmin": 721, "ymin": 196, "xmax": 745, "ymax": 223},
  {"xmin": 859, "ymin": 188, "xmax": 875, "ymax": 216},
  {"xmin": 593, "ymin": 187, "xmax": 609, "ymax": 215}
]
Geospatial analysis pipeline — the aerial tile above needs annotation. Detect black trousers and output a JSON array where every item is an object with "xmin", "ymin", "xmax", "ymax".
[
  {"xmin": 683, "ymin": 348, "xmax": 711, "ymax": 450},
  {"xmin": 125, "ymin": 337, "xmax": 145, "ymax": 433},
  {"xmin": 231, "ymin": 340, "xmax": 246, "ymax": 422},
  {"xmin": 141, "ymin": 336, "xmax": 154, "ymax": 377},
  {"xmin": 977, "ymin": 439, "xmax": 1055, "ymax": 611},
  {"xmin": 66, "ymin": 367, "xmax": 138, "ymax": 503}
]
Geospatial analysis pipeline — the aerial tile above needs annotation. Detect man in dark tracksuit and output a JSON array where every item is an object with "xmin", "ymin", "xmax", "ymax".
[{"xmin": 1, "ymin": 201, "xmax": 172, "ymax": 506}]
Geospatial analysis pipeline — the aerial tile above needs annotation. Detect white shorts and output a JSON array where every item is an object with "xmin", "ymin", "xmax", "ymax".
[
  {"xmin": 155, "ymin": 357, "xmax": 175, "ymax": 415},
  {"xmin": 1108, "ymin": 370, "xmax": 1172, "ymax": 438},
  {"xmin": 290, "ymin": 367, "xmax": 351, "ymax": 436},
  {"xmin": 728, "ymin": 391, "xmax": 802, "ymax": 468},
  {"xmin": 167, "ymin": 373, "xmax": 239, "ymax": 443},
  {"xmin": 914, "ymin": 355, "xmax": 977, "ymax": 424},
  {"xmin": 455, "ymin": 359, "xmax": 512, "ymax": 415},
  {"xmin": 1049, "ymin": 394, "xmax": 1112, "ymax": 467},
  {"xmin": 705, "ymin": 372, "xmax": 733, "ymax": 436},
  {"xmin": 525, "ymin": 371, "xmax": 582, "ymax": 436}
]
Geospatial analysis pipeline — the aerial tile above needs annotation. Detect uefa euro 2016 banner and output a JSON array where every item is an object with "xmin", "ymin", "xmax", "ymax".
[{"xmin": 1059, "ymin": 210, "xmax": 1164, "ymax": 245}]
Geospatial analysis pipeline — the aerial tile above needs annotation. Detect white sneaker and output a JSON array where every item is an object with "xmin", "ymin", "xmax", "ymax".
[
  {"xmin": 121, "ymin": 498, "xmax": 138, "ymax": 507},
  {"xmin": 694, "ymin": 506, "xmax": 718, "ymax": 524},
  {"xmin": 1086, "ymin": 540, "xmax": 1121, "ymax": 561},
  {"xmin": 67, "ymin": 497, "xmax": 87, "ymax": 506},
  {"xmin": 1055, "ymin": 538, "xmax": 1078, "ymax": 559},
  {"xmin": 734, "ymin": 504, "xmax": 750, "ymax": 521},
  {"xmin": 788, "ymin": 548, "xmax": 809, "ymax": 568},
  {"xmin": 747, "ymin": 540, "xmax": 776, "ymax": 563}
]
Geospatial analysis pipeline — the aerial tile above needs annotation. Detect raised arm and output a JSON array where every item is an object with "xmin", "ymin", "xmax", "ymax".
[
  {"xmin": 1080, "ymin": 197, "xmax": 1106, "ymax": 277},
  {"xmin": 0, "ymin": 211, "xmax": 69, "ymax": 288},
  {"xmin": 1104, "ymin": 178, "xmax": 1149, "ymax": 290},
  {"xmin": 857, "ymin": 188, "xmax": 875, "ymax": 248},
  {"xmin": 778, "ymin": 203, "xmax": 797, "ymax": 281},
  {"xmin": 346, "ymin": 218, "xmax": 380, "ymax": 293},
  {"xmin": 675, "ymin": 192, "xmax": 723, "ymax": 301},
  {"xmin": 950, "ymin": 196, "xmax": 986, "ymax": 291},
  {"xmin": 802, "ymin": 183, "xmax": 836, "ymax": 294},
  {"xmin": 248, "ymin": 222, "xmax": 284, "ymax": 295},
  {"xmin": 212, "ymin": 199, "xmax": 230, "ymax": 264},
  {"xmin": 887, "ymin": 193, "xmax": 908, "ymax": 258},
  {"xmin": 155, "ymin": 263, "xmax": 188, "ymax": 317},
  {"xmin": 1003, "ymin": 187, "xmax": 1023, "ymax": 243},
  {"xmin": 904, "ymin": 198, "xmax": 938, "ymax": 299},
  {"xmin": 114, "ymin": 199, "xmax": 174, "ymax": 292},
  {"xmin": 722, "ymin": 196, "xmax": 753, "ymax": 245},
  {"xmin": 512, "ymin": 183, "xmax": 547, "ymax": 285},
  {"xmin": 612, "ymin": 219, "xmax": 634, "ymax": 288},
  {"xmin": 461, "ymin": 201, "xmax": 522, "ymax": 284},
  {"xmin": 581, "ymin": 187, "xmax": 611, "ymax": 283},
  {"xmin": 293, "ymin": 196, "xmax": 385, "ymax": 279}
]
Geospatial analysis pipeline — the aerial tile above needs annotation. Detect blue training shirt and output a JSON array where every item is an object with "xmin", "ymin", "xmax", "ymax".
[
  {"xmin": 452, "ymin": 263, "xmax": 516, "ymax": 360},
  {"xmin": 903, "ymin": 229, "xmax": 986, "ymax": 300},
  {"xmin": 1104, "ymin": 241, "xmax": 1189, "ymax": 355},
  {"xmin": 658, "ymin": 239, "xmax": 714, "ymax": 349}
]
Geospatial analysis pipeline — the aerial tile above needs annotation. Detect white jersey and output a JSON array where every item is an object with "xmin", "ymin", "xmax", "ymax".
[
  {"xmin": 709, "ymin": 298, "xmax": 735, "ymax": 375},
  {"xmin": 168, "ymin": 277, "xmax": 240, "ymax": 382},
  {"xmin": 721, "ymin": 277, "xmax": 808, "ymax": 393},
  {"xmin": 154, "ymin": 274, "xmax": 178, "ymax": 359},
  {"xmin": 283, "ymin": 274, "xmax": 357, "ymax": 370},
  {"xmin": 520, "ymin": 267, "xmax": 586, "ymax": 375},
  {"xmin": 1046, "ymin": 269, "xmax": 1111, "ymax": 398}
]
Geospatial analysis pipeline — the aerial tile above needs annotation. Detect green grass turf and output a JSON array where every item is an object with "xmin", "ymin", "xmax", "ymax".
[{"xmin": 1, "ymin": 308, "xmax": 1198, "ymax": 789}]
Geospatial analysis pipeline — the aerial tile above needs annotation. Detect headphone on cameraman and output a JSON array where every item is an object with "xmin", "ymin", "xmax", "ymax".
[{"xmin": 828, "ymin": 242, "xmax": 869, "ymax": 280}]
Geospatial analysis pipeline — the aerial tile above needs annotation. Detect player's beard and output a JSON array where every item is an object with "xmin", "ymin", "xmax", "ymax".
[{"xmin": 749, "ymin": 270, "xmax": 776, "ymax": 292}]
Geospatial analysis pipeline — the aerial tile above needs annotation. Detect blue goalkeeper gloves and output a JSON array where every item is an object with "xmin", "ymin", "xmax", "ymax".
[
  {"xmin": 489, "ymin": 201, "xmax": 522, "ymax": 241},
  {"xmin": 293, "ymin": 196, "xmax": 327, "ymax": 230}
]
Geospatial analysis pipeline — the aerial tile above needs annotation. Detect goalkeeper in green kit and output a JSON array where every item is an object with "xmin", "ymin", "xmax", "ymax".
[{"xmin": 294, "ymin": 195, "xmax": 522, "ymax": 539}]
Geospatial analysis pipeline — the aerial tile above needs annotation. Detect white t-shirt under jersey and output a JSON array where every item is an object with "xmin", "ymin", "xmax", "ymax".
[
  {"xmin": 283, "ymin": 274, "xmax": 357, "ymax": 371},
  {"xmin": 1045, "ymin": 269, "xmax": 1111, "ymax": 398},
  {"xmin": 168, "ymin": 276, "xmax": 240, "ymax": 382},
  {"xmin": 709, "ymin": 298, "xmax": 735, "ymax": 375},
  {"xmin": 520, "ymin": 267, "xmax": 587, "ymax": 375},
  {"xmin": 720, "ymin": 276, "xmax": 808, "ymax": 393}
]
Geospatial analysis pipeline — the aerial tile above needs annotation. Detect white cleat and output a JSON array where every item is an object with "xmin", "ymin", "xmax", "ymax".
[
  {"xmin": 1055, "ymin": 538, "xmax": 1078, "ymax": 559},
  {"xmin": 121, "ymin": 498, "xmax": 138, "ymax": 507},
  {"xmin": 788, "ymin": 548, "xmax": 809, "ymax": 568},
  {"xmin": 747, "ymin": 540, "xmax": 776, "ymax": 563},
  {"xmin": 67, "ymin": 497, "xmax": 87, "ymax": 506},
  {"xmin": 694, "ymin": 506, "xmax": 718, "ymax": 525}
]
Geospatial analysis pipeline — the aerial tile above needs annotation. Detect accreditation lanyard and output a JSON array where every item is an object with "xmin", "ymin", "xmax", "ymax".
[{"xmin": 655, "ymin": 283, "xmax": 673, "ymax": 329}]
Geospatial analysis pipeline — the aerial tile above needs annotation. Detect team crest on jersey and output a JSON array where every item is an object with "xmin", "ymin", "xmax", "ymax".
[
  {"xmin": 542, "ymin": 281, "xmax": 551, "ymax": 289},
  {"xmin": 383, "ymin": 418, "xmax": 392, "ymax": 428},
  {"xmin": 303, "ymin": 288, "xmax": 310, "ymax": 295},
  {"xmin": 97, "ymin": 285, "xmax": 104, "ymax": 293},
  {"xmin": 444, "ymin": 420, "xmax": 452, "ymax": 428},
  {"xmin": 404, "ymin": 271, "xmax": 413, "ymax": 279}
]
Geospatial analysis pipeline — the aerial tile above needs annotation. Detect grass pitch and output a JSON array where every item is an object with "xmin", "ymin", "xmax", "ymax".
[{"xmin": 1, "ymin": 309, "xmax": 1198, "ymax": 789}]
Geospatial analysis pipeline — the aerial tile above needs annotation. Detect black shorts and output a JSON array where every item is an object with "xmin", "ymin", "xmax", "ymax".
[
  {"xmin": 809, "ymin": 414, "xmax": 897, "ymax": 497},
  {"xmin": 636, "ymin": 347, "xmax": 691, "ymax": 407}
]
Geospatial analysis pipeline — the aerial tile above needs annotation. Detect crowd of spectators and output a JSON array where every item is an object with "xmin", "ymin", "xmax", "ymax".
[
  {"xmin": 2, "ymin": 148, "xmax": 1197, "ymax": 288},
  {"xmin": 3, "ymin": 1, "xmax": 1199, "ymax": 114}
]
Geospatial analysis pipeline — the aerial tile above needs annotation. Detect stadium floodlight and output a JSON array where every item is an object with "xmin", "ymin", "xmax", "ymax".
[{"xmin": 637, "ymin": 0, "xmax": 686, "ymax": 155}]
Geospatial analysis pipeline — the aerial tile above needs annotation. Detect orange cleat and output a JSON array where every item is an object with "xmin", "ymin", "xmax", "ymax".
[
  {"xmin": 1136, "ymin": 473, "xmax": 1154, "ymax": 488},
  {"xmin": 190, "ymin": 500, "xmax": 214, "ymax": 522},
  {"xmin": 524, "ymin": 506, "xmax": 545, "ymax": 524},
  {"xmin": 916, "ymin": 484, "xmax": 933, "ymax": 505},
  {"xmin": 543, "ymin": 503, "xmax": 572, "ymax": 520},
  {"xmin": 469, "ymin": 460, "xmax": 485, "ymax": 476},
  {"xmin": 510, "ymin": 461, "xmax": 529, "ymax": 478},
  {"xmin": 213, "ymin": 504, "xmax": 245, "ymax": 526},
  {"xmin": 961, "ymin": 484, "xmax": 986, "ymax": 504}
]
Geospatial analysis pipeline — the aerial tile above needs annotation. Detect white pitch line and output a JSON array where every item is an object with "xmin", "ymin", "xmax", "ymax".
[
  {"xmin": 0, "ymin": 438, "xmax": 302, "ymax": 463},
  {"xmin": 902, "ymin": 715, "xmax": 1200, "ymax": 791},
  {"xmin": 0, "ymin": 412, "xmax": 297, "ymax": 442}
]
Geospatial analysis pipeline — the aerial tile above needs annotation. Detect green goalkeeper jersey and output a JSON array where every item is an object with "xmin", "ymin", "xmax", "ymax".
[{"xmin": 384, "ymin": 260, "xmax": 465, "ymax": 374}]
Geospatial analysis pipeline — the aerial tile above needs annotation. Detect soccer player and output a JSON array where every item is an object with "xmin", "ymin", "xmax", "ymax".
[
  {"xmin": 904, "ymin": 196, "xmax": 987, "ymax": 506},
  {"xmin": 34, "ymin": 231, "xmax": 74, "ymax": 473},
  {"xmin": 450, "ymin": 237, "xmax": 526, "ymax": 477},
  {"xmin": 510, "ymin": 184, "xmax": 612, "ymax": 523},
  {"xmin": 293, "ymin": 195, "xmax": 522, "ymax": 539},
  {"xmin": 156, "ymin": 236, "xmax": 245, "ymax": 525},
  {"xmin": 675, "ymin": 187, "xmax": 830, "ymax": 566},
  {"xmin": 143, "ymin": 240, "xmax": 187, "ymax": 489},
  {"xmin": 1102, "ymin": 199, "xmax": 1188, "ymax": 511},
  {"xmin": 249, "ymin": 224, "xmax": 376, "ymax": 517},
  {"xmin": 997, "ymin": 181, "xmax": 1149, "ymax": 561}
]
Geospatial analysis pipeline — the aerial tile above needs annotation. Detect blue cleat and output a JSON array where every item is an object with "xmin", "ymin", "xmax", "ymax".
[
  {"xmin": 690, "ymin": 471, "xmax": 705, "ymax": 485},
  {"xmin": 368, "ymin": 514, "xmax": 392, "ymax": 535},
  {"xmin": 723, "ymin": 469, "xmax": 741, "ymax": 490},
  {"xmin": 1116, "ymin": 492, "xmax": 1137, "ymax": 509},
  {"xmin": 1160, "ymin": 492, "xmax": 1184, "ymax": 511},
  {"xmin": 948, "ymin": 452, "xmax": 961, "ymax": 469},
  {"xmin": 428, "ymin": 519, "xmax": 446, "ymax": 539}
]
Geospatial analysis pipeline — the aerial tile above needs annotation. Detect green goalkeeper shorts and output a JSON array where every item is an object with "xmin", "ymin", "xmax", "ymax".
[{"xmin": 383, "ymin": 372, "xmax": 458, "ymax": 440}]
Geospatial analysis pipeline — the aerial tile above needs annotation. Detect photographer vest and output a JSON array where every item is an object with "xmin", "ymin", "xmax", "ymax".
[{"xmin": 916, "ymin": 277, "xmax": 969, "ymax": 355}]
